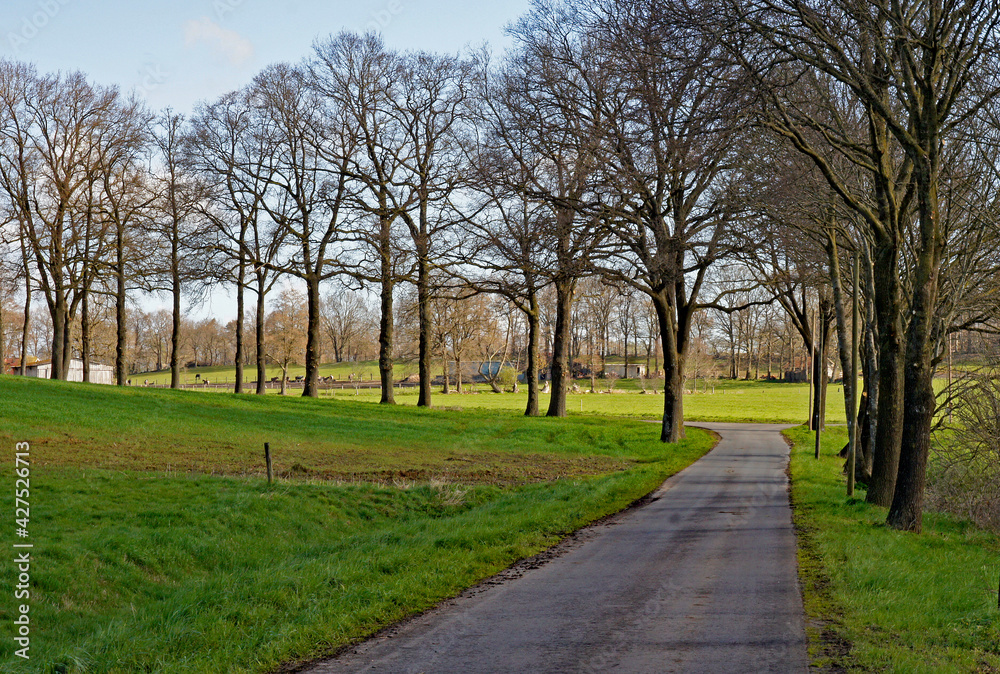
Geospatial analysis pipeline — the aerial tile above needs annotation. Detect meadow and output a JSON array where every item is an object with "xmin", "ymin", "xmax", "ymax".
[
  {"xmin": 0, "ymin": 376, "xmax": 714, "ymax": 673},
  {"xmin": 139, "ymin": 359, "xmax": 852, "ymax": 425},
  {"xmin": 1, "ymin": 372, "xmax": 989, "ymax": 672},
  {"xmin": 135, "ymin": 360, "xmax": 413, "ymax": 387}
]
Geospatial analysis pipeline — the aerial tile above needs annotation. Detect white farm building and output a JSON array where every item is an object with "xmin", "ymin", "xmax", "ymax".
[
  {"xmin": 604, "ymin": 363, "xmax": 647, "ymax": 378},
  {"xmin": 26, "ymin": 359, "xmax": 115, "ymax": 385}
]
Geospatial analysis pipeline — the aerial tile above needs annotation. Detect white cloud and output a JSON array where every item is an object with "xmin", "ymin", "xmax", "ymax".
[{"xmin": 183, "ymin": 16, "xmax": 254, "ymax": 67}]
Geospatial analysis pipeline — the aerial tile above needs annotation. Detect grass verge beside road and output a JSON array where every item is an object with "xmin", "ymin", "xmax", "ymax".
[
  {"xmin": 0, "ymin": 376, "xmax": 715, "ymax": 672},
  {"xmin": 785, "ymin": 426, "xmax": 1000, "ymax": 673}
]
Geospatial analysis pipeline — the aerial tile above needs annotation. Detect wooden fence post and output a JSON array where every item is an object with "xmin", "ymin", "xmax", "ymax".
[{"xmin": 264, "ymin": 443, "xmax": 273, "ymax": 485}]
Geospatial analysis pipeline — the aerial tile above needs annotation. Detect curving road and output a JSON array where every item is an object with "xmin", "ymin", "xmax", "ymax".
[{"xmin": 303, "ymin": 422, "xmax": 808, "ymax": 674}]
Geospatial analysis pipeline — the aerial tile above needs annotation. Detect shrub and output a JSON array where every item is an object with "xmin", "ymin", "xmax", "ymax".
[{"xmin": 931, "ymin": 365, "xmax": 1000, "ymax": 531}]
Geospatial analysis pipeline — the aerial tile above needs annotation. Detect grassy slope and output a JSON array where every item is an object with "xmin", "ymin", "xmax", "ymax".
[
  {"xmin": 785, "ymin": 426, "xmax": 1000, "ymax": 673},
  {"xmin": 0, "ymin": 376, "xmax": 715, "ymax": 673}
]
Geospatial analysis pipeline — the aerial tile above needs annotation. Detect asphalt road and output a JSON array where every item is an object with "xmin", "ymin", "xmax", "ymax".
[{"xmin": 304, "ymin": 422, "xmax": 808, "ymax": 674}]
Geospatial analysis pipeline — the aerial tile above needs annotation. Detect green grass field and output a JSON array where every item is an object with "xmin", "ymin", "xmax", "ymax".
[
  {"xmin": 3, "ymin": 371, "xmax": 989, "ymax": 672},
  {"xmin": 318, "ymin": 378, "xmax": 849, "ymax": 424},
  {"xmin": 0, "ymin": 376, "xmax": 715, "ymax": 672},
  {"xmin": 135, "ymin": 360, "xmax": 845, "ymax": 425},
  {"xmin": 785, "ymin": 426, "xmax": 1000, "ymax": 672},
  {"xmin": 136, "ymin": 360, "xmax": 414, "ymax": 386}
]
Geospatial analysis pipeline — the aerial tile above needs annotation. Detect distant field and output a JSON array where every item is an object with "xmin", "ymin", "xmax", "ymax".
[
  {"xmin": 318, "ymin": 378, "xmax": 849, "ymax": 425},
  {"xmin": 136, "ymin": 360, "xmax": 851, "ymax": 425},
  {"xmin": 0, "ymin": 376, "xmax": 714, "ymax": 672},
  {"xmin": 135, "ymin": 359, "xmax": 412, "ymax": 386}
]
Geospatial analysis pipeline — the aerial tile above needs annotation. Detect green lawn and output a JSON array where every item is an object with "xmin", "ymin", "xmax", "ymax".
[
  {"xmin": 785, "ymin": 426, "xmax": 1000, "ymax": 673},
  {"xmin": 0, "ymin": 376, "xmax": 715, "ymax": 672}
]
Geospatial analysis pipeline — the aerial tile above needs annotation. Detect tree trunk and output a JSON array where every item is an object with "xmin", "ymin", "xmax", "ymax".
[
  {"xmin": 255, "ymin": 286, "xmax": 267, "ymax": 395},
  {"xmin": 841, "ymin": 389, "xmax": 873, "ymax": 485},
  {"xmin": 653, "ymin": 294, "xmax": 685, "ymax": 443},
  {"xmin": 546, "ymin": 278, "xmax": 575, "ymax": 417},
  {"xmin": 234, "ymin": 242, "xmax": 246, "ymax": 394},
  {"xmin": 811, "ymin": 297, "xmax": 831, "ymax": 431},
  {"xmin": 378, "ymin": 267, "xmax": 395, "ymax": 405},
  {"xmin": 81, "ymin": 289, "xmax": 91, "ymax": 383},
  {"xmin": 50, "ymin": 294, "xmax": 67, "ymax": 380},
  {"xmin": 623, "ymin": 327, "xmax": 629, "ymax": 380},
  {"xmin": 887, "ymin": 164, "xmax": 942, "ymax": 533},
  {"xmin": 19, "ymin": 274, "xmax": 30, "ymax": 377},
  {"xmin": 588, "ymin": 332, "xmax": 597, "ymax": 393},
  {"xmin": 61, "ymin": 310, "xmax": 72, "ymax": 377},
  {"xmin": 170, "ymin": 261, "xmax": 181, "ymax": 389},
  {"xmin": 524, "ymin": 291, "xmax": 540, "ymax": 417},
  {"xmin": 115, "ymin": 228, "xmax": 128, "ymax": 386},
  {"xmin": 442, "ymin": 348, "xmax": 450, "ymax": 394},
  {"xmin": 729, "ymin": 336, "xmax": 737, "ymax": 379},
  {"xmin": 867, "ymin": 244, "xmax": 904, "ymax": 507},
  {"xmin": 416, "ymin": 246, "xmax": 432, "ymax": 408},
  {"xmin": 303, "ymin": 274, "xmax": 321, "ymax": 398}
]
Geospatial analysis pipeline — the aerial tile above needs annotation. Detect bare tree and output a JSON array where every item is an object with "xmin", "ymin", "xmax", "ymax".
[
  {"xmin": 461, "ymin": 98, "xmax": 558, "ymax": 414},
  {"xmin": 309, "ymin": 33, "xmax": 412, "ymax": 405},
  {"xmin": 0, "ymin": 64, "xmax": 132, "ymax": 380},
  {"xmin": 150, "ymin": 111, "xmax": 210, "ymax": 389},
  {"xmin": 247, "ymin": 63, "xmax": 355, "ymax": 398},
  {"xmin": 393, "ymin": 51, "xmax": 474, "ymax": 408},
  {"xmin": 494, "ymin": 6, "xmax": 607, "ymax": 417},
  {"xmin": 581, "ymin": 0, "xmax": 755, "ymax": 441},
  {"xmin": 266, "ymin": 286, "xmax": 308, "ymax": 394},
  {"xmin": 93, "ymin": 98, "xmax": 154, "ymax": 386},
  {"xmin": 189, "ymin": 89, "xmax": 285, "ymax": 394}
]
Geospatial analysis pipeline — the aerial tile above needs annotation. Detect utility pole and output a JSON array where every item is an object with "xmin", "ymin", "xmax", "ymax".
[
  {"xmin": 807, "ymin": 294, "xmax": 815, "ymax": 431},
  {"xmin": 848, "ymin": 254, "xmax": 860, "ymax": 495},
  {"xmin": 814, "ymin": 303, "xmax": 823, "ymax": 459}
]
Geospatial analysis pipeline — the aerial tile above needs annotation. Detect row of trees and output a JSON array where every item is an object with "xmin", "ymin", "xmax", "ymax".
[
  {"xmin": 0, "ymin": 287, "xmax": 382, "ymax": 377},
  {"xmin": 1, "ymin": 269, "xmax": 824, "ymax": 386},
  {"xmin": 719, "ymin": 0, "xmax": 1000, "ymax": 533},
  {"xmin": 3, "ymin": 0, "xmax": 1000, "ymax": 532}
]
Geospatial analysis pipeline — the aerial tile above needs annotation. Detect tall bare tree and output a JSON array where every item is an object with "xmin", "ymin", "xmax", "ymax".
[
  {"xmin": 189, "ymin": 89, "xmax": 285, "ymax": 394},
  {"xmin": 150, "ymin": 110, "xmax": 209, "ymax": 389},
  {"xmin": 309, "ymin": 33, "xmax": 411, "ymax": 404},
  {"xmin": 248, "ymin": 63, "xmax": 354, "ymax": 398},
  {"xmin": 461, "ymin": 108, "xmax": 556, "ymax": 415},
  {"xmin": 496, "ymin": 5, "xmax": 607, "ymax": 417},
  {"xmin": 393, "ymin": 51, "xmax": 473, "ymax": 408},
  {"xmin": 582, "ymin": 0, "xmax": 754, "ymax": 441}
]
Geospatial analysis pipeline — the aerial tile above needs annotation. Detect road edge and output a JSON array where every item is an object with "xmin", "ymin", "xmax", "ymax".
[{"xmin": 781, "ymin": 428, "xmax": 856, "ymax": 673}]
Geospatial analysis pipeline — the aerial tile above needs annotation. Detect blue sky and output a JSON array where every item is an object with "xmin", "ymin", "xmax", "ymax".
[
  {"xmin": 1, "ymin": 0, "xmax": 532, "ymax": 114},
  {"xmin": 1, "ymin": 0, "xmax": 534, "ymax": 320}
]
